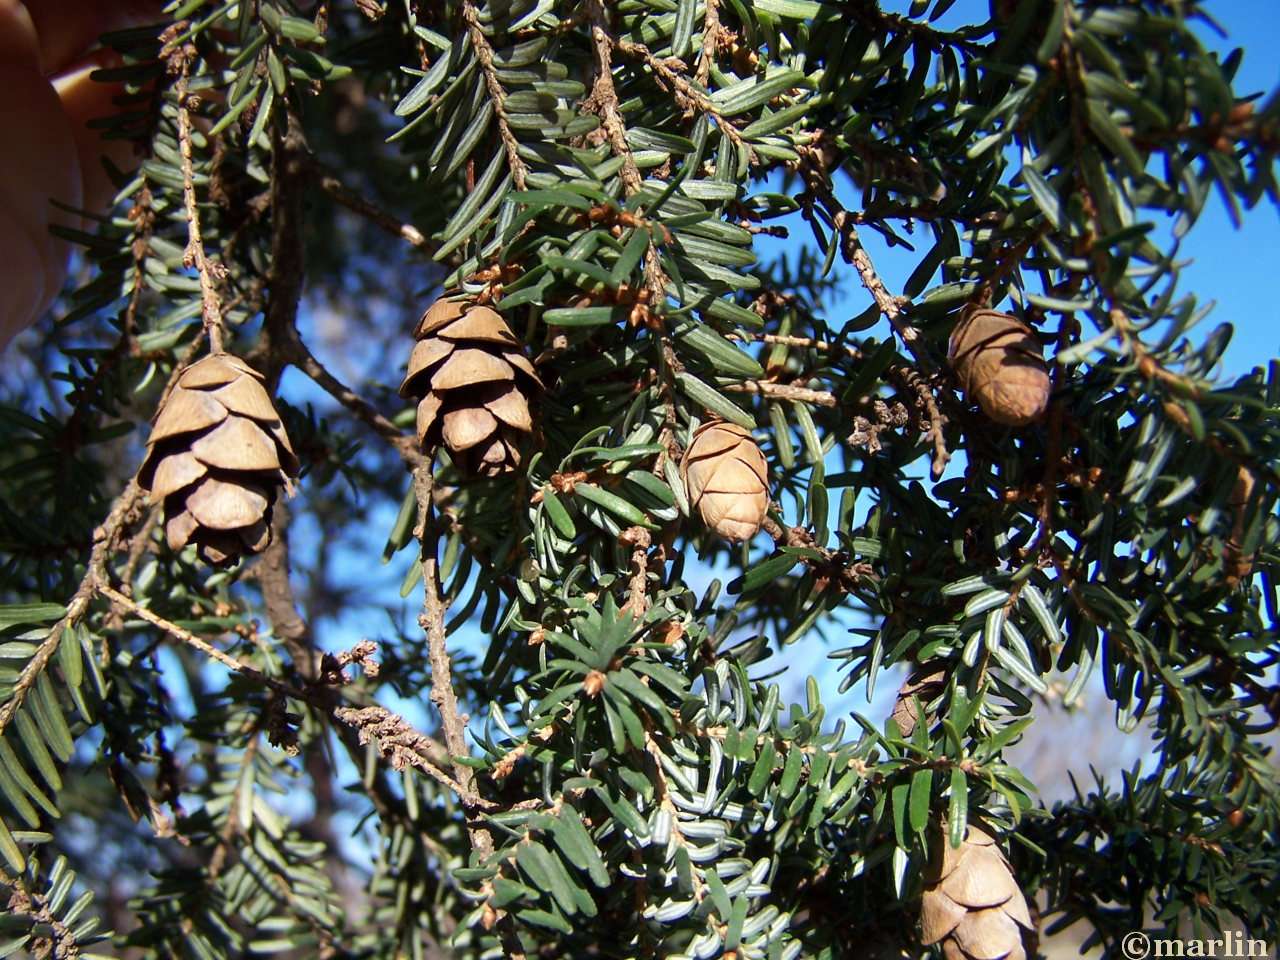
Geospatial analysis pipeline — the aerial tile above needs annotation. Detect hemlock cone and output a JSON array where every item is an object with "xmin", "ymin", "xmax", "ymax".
[
  {"xmin": 400, "ymin": 298, "xmax": 540, "ymax": 476},
  {"xmin": 949, "ymin": 309, "xmax": 1051, "ymax": 426},
  {"xmin": 890, "ymin": 661, "xmax": 948, "ymax": 739},
  {"xmin": 139, "ymin": 352, "xmax": 297, "ymax": 566},
  {"xmin": 922, "ymin": 823, "xmax": 1034, "ymax": 960},
  {"xmin": 680, "ymin": 420, "xmax": 770, "ymax": 541},
  {"xmin": 1225, "ymin": 463, "xmax": 1258, "ymax": 584}
]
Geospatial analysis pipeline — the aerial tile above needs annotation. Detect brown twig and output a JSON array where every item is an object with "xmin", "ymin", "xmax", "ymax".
[
  {"xmin": 695, "ymin": 0, "xmax": 723, "ymax": 88},
  {"xmin": 848, "ymin": 398, "xmax": 911, "ymax": 454},
  {"xmin": 63, "ymin": 190, "xmax": 154, "ymax": 435},
  {"xmin": 286, "ymin": 333, "xmax": 425, "ymax": 469},
  {"xmin": 254, "ymin": 121, "xmax": 424, "ymax": 468},
  {"xmin": 888, "ymin": 363, "xmax": 951, "ymax": 478},
  {"xmin": 259, "ymin": 115, "xmax": 309, "ymax": 380},
  {"xmin": 583, "ymin": 0, "xmax": 679, "ymax": 459},
  {"xmin": 115, "ymin": 505, "xmax": 161, "ymax": 603},
  {"xmin": 585, "ymin": 0, "xmax": 643, "ymax": 196},
  {"xmin": 748, "ymin": 332, "xmax": 863, "ymax": 361},
  {"xmin": 413, "ymin": 463, "xmax": 528, "ymax": 957},
  {"xmin": 462, "ymin": 0, "xmax": 529, "ymax": 191},
  {"xmin": 412, "ymin": 467, "xmax": 493, "ymax": 830},
  {"xmin": 101, "ymin": 582, "xmax": 285, "ymax": 689},
  {"xmin": 620, "ymin": 526, "xmax": 653, "ymax": 616},
  {"xmin": 336, "ymin": 706, "xmax": 491, "ymax": 806},
  {"xmin": 760, "ymin": 519, "xmax": 876, "ymax": 593},
  {"xmin": 310, "ymin": 159, "xmax": 428, "ymax": 248},
  {"xmin": 725, "ymin": 380, "xmax": 838, "ymax": 407},
  {"xmin": 254, "ymin": 506, "xmax": 313, "ymax": 673},
  {"xmin": 614, "ymin": 38, "xmax": 754, "ymax": 161},
  {"xmin": 98, "ymin": 582, "xmax": 482, "ymax": 806},
  {"xmin": 170, "ymin": 44, "xmax": 226, "ymax": 354},
  {"xmin": 245, "ymin": 506, "xmax": 463, "ymax": 810},
  {"xmin": 795, "ymin": 142, "xmax": 919, "ymax": 346}
]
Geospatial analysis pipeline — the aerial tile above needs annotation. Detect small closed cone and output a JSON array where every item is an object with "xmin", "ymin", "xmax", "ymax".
[
  {"xmin": 399, "ymin": 298, "xmax": 540, "ymax": 476},
  {"xmin": 922, "ymin": 823, "xmax": 1034, "ymax": 960},
  {"xmin": 949, "ymin": 309, "xmax": 1050, "ymax": 426},
  {"xmin": 139, "ymin": 353, "xmax": 297, "ymax": 567},
  {"xmin": 891, "ymin": 661, "xmax": 948, "ymax": 739},
  {"xmin": 1224, "ymin": 464, "xmax": 1257, "ymax": 586},
  {"xmin": 680, "ymin": 420, "xmax": 769, "ymax": 542}
]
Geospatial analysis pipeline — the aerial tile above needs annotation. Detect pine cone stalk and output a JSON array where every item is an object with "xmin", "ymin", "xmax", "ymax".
[
  {"xmin": 680, "ymin": 420, "xmax": 770, "ymax": 541},
  {"xmin": 399, "ymin": 298, "xmax": 541, "ymax": 476},
  {"xmin": 140, "ymin": 353, "xmax": 298, "ymax": 566},
  {"xmin": 921, "ymin": 822, "xmax": 1034, "ymax": 960},
  {"xmin": 949, "ymin": 309, "xmax": 1050, "ymax": 426}
]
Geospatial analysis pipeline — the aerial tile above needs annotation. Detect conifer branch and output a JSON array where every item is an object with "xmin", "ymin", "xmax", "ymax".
[
  {"xmin": 462, "ymin": 0, "xmax": 529, "ymax": 191},
  {"xmin": 725, "ymin": 380, "xmax": 839, "ymax": 407},
  {"xmin": 97, "ymin": 582, "xmax": 484, "ymax": 807},
  {"xmin": 412, "ymin": 466, "xmax": 491, "ymax": 824},
  {"xmin": 167, "ymin": 38, "xmax": 226, "ymax": 354},
  {"xmin": 795, "ymin": 142, "xmax": 918, "ymax": 345},
  {"xmin": 695, "ymin": 0, "xmax": 723, "ymax": 87},
  {"xmin": 286, "ymin": 333, "xmax": 425, "ymax": 469},
  {"xmin": 309, "ymin": 158, "xmax": 428, "ymax": 248},
  {"xmin": 614, "ymin": 37, "xmax": 753, "ymax": 160},
  {"xmin": 585, "ymin": 0, "xmax": 643, "ymax": 197}
]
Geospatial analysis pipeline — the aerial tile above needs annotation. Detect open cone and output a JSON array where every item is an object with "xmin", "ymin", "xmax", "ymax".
[
  {"xmin": 399, "ymin": 298, "xmax": 540, "ymax": 476},
  {"xmin": 949, "ymin": 309, "xmax": 1050, "ymax": 426},
  {"xmin": 680, "ymin": 420, "xmax": 770, "ymax": 542},
  {"xmin": 922, "ymin": 822, "xmax": 1034, "ymax": 960},
  {"xmin": 139, "ymin": 353, "xmax": 297, "ymax": 567}
]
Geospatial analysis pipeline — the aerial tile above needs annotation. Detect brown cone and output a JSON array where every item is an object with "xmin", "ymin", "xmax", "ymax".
[
  {"xmin": 680, "ymin": 420, "xmax": 769, "ymax": 542},
  {"xmin": 1224, "ymin": 464, "xmax": 1257, "ymax": 586},
  {"xmin": 399, "ymin": 299, "xmax": 540, "ymax": 476},
  {"xmin": 922, "ymin": 823, "xmax": 1034, "ymax": 960},
  {"xmin": 139, "ymin": 353, "xmax": 297, "ymax": 567},
  {"xmin": 949, "ymin": 310, "xmax": 1050, "ymax": 426},
  {"xmin": 891, "ymin": 661, "xmax": 948, "ymax": 739}
]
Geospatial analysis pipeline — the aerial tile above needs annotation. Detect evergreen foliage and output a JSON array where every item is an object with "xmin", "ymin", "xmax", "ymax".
[{"xmin": 1, "ymin": 1, "xmax": 1277, "ymax": 957}]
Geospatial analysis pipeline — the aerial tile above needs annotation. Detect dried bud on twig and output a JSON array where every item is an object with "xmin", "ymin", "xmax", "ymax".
[
  {"xmin": 949, "ymin": 309, "xmax": 1050, "ymax": 426},
  {"xmin": 681, "ymin": 420, "xmax": 770, "ymax": 541},
  {"xmin": 140, "ymin": 353, "xmax": 298, "ymax": 566},
  {"xmin": 922, "ymin": 822, "xmax": 1035, "ymax": 960},
  {"xmin": 399, "ymin": 298, "xmax": 541, "ymax": 476}
]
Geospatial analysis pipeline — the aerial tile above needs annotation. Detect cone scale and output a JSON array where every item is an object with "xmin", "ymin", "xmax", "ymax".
[{"xmin": 921, "ymin": 823, "xmax": 1034, "ymax": 960}]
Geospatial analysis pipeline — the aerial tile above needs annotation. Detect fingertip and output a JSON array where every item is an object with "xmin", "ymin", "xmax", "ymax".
[
  {"xmin": 0, "ymin": 0, "xmax": 41, "ymax": 69},
  {"xmin": 23, "ymin": 0, "xmax": 166, "ymax": 74},
  {"xmin": 54, "ymin": 53, "xmax": 143, "ymax": 211},
  {"xmin": 0, "ymin": 205, "xmax": 66, "ymax": 350}
]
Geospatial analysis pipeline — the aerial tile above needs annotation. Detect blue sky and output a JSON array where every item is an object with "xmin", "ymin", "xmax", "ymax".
[
  {"xmin": 1170, "ymin": 3, "xmax": 1280, "ymax": 370},
  {"xmin": 755, "ymin": 0, "xmax": 1280, "ymax": 379}
]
